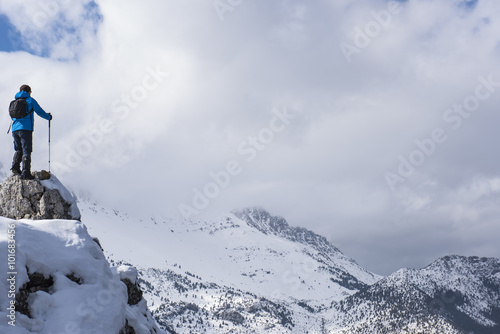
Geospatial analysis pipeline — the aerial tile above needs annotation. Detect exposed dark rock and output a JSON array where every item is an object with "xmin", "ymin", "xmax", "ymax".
[
  {"xmin": 119, "ymin": 320, "xmax": 136, "ymax": 334},
  {"xmin": 93, "ymin": 237, "xmax": 104, "ymax": 251},
  {"xmin": 219, "ymin": 310, "xmax": 245, "ymax": 325},
  {"xmin": 122, "ymin": 278, "xmax": 143, "ymax": 306},
  {"xmin": 36, "ymin": 170, "xmax": 51, "ymax": 180},
  {"xmin": 185, "ymin": 303, "xmax": 199, "ymax": 312},
  {"xmin": 16, "ymin": 271, "xmax": 55, "ymax": 318},
  {"xmin": 66, "ymin": 273, "xmax": 83, "ymax": 285}
]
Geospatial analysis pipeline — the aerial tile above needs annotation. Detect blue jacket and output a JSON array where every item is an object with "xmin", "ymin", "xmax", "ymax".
[{"xmin": 11, "ymin": 90, "xmax": 51, "ymax": 132}]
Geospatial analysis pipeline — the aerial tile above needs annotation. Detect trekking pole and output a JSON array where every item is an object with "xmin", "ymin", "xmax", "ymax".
[
  {"xmin": 7, "ymin": 120, "xmax": 12, "ymax": 134},
  {"xmin": 48, "ymin": 118, "xmax": 51, "ymax": 173}
]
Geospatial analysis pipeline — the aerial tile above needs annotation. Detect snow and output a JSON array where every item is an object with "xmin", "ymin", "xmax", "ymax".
[
  {"xmin": 78, "ymin": 200, "xmax": 377, "ymax": 307},
  {"xmin": 0, "ymin": 217, "xmax": 161, "ymax": 333},
  {"xmin": 114, "ymin": 265, "xmax": 138, "ymax": 284},
  {"xmin": 74, "ymin": 199, "xmax": 385, "ymax": 332}
]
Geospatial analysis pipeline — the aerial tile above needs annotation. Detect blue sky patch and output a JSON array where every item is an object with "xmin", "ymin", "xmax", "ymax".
[
  {"xmin": 0, "ymin": 2, "xmax": 102, "ymax": 60},
  {"xmin": 460, "ymin": 0, "xmax": 479, "ymax": 10},
  {"xmin": 0, "ymin": 14, "xmax": 22, "ymax": 53}
]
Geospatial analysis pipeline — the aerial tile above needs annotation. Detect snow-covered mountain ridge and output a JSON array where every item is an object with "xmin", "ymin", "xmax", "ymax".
[
  {"xmin": 233, "ymin": 208, "xmax": 342, "ymax": 255},
  {"xmin": 328, "ymin": 255, "xmax": 500, "ymax": 333},
  {"xmin": 233, "ymin": 208, "xmax": 374, "ymax": 292},
  {"xmin": 78, "ymin": 197, "xmax": 380, "ymax": 304},
  {"xmin": 76, "ymin": 194, "xmax": 500, "ymax": 333}
]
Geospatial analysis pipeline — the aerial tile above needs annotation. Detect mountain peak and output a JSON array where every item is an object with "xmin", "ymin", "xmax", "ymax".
[
  {"xmin": 233, "ymin": 207, "xmax": 342, "ymax": 256},
  {"xmin": 424, "ymin": 255, "xmax": 500, "ymax": 275},
  {"xmin": 232, "ymin": 207, "xmax": 290, "ymax": 235}
]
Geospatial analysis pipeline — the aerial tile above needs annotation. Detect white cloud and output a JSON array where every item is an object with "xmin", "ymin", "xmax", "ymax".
[
  {"xmin": 0, "ymin": 0, "xmax": 101, "ymax": 59},
  {"xmin": 1, "ymin": 0, "xmax": 500, "ymax": 275}
]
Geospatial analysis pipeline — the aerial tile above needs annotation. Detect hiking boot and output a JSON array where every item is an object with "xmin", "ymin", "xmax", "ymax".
[
  {"xmin": 11, "ymin": 151, "xmax": 22, "ymax": 175},
  {"xmin": 22, "ymin": 171, "xmax": 35, "ymax": 180},
  {"xmin": 21, "ymin": 155, "xmax": 35, "ymax": 180},
  {"xmin": 11, "ymin": 167, "xmax": 21, "ymax": 175}
]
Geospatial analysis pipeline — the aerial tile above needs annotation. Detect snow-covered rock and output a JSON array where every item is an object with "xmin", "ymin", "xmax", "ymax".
[
  {"xmin": 0, "ymin": 218, "xmax": 163, "ymax": 333},
  {"xmin": 0, "ymin": 174, "xmax": 163, "ymax": 333}
]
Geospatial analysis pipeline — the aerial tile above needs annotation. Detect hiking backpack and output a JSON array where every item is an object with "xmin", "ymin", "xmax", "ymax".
[{"xmin": 9, "ymin": 98, "xmax": 32, "ymax": 119}]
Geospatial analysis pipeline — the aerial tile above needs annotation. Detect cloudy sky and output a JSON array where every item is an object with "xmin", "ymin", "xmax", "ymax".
[{"xmin": 1, "ymin": 0, "xmax": 499, "ymax": 276}]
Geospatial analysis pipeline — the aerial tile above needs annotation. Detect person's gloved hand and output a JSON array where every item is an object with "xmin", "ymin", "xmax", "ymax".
[{"xmin": 48, "ymin": 113, "xmax": 53, "ymax": 121}]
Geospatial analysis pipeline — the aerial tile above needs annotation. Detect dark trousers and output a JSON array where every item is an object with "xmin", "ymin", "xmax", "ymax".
[{"xmin": 13, "ymin": 130, "xmax": 33, "ymax": 156}]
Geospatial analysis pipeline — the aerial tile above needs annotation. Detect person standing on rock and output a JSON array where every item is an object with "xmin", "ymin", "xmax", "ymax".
[{"xmin": 10, "ymin": 85, "xmax": 52, "ymax": 180}]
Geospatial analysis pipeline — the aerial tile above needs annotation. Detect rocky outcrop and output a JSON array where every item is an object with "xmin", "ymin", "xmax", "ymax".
[
  {"xmin": 0, "ymin": 162, "xmax": 7, "ymax": 181},
  {"xmin": 0, "ymin": 172, "xmax": 80, "ymax": 220},
  {"xmin": 0, "ymin": 172, "xmax": 163, "ymax": 333}
]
